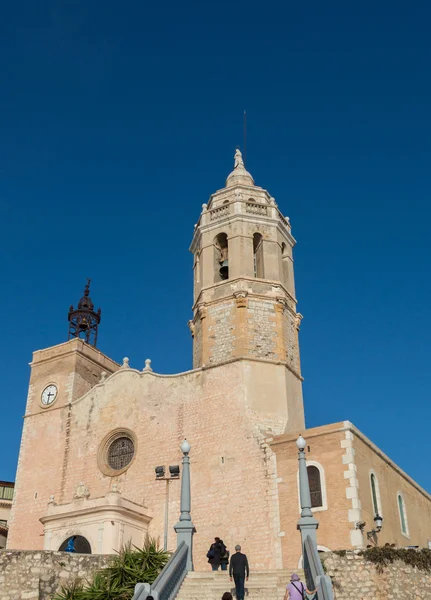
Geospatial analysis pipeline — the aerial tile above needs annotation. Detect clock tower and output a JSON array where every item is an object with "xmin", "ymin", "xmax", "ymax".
[{"xmin": 7, "ymin": 289, "xmax": 119, "ymax": 550}]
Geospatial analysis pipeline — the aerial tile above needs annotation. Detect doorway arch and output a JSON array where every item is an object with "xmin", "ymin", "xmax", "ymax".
[{"xmin": 59, "ymin": 535, "xmax": 91, "ymax": 554}]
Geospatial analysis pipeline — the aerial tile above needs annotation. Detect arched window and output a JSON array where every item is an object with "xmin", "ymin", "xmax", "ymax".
[
  {"xmin": 307, "ymin": 465, "xmax": 323, "ymax": 508},
  {"xmin": 397, "ymin": 493, "xmax": 409, "ymax": 536},
  {"xmin": 370, "ymin": 472, "xmax": 382, "ymax": 517},
  {"xmin": 253, "ymin": 233, "xmax": 264, "ymax": 278},
  {"xmin": 214, "ymin": 233, "xmax": 229, "ymax": 281},
  {"xmin": 59, "ymin": 535, "xmax": 91, "ymax": 554}
]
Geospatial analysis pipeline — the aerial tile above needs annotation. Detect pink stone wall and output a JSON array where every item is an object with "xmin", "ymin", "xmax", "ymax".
[{"xmin": 9, "ymin": 360, "xmax": 285, "ymax": 571}]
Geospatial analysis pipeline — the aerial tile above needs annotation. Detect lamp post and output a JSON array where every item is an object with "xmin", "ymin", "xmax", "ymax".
[
  {"xmin": 174, "ymin": 439, "xmax": 196, "ymax": 571},
  {"xmin": 296, "ymin": 435, "xmax": 319, "ymax": 546},
  {"xmin": 296, "ymin": 435, "xmax": 334, "ymax": 600},
  {"xmin": 155, "ymin": 464, "xmax": 180, "ymax": 551}
]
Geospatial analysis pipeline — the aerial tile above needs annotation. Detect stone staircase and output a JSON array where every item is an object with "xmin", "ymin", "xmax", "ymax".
[{"xmin": 176, "ymin": 569, "xmax": 304, "ymax": 600}]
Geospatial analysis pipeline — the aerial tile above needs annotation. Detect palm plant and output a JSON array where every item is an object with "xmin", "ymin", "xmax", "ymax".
[{"xmin": 53, "ymin": 536, "xmax": 170, "ymax": 600}]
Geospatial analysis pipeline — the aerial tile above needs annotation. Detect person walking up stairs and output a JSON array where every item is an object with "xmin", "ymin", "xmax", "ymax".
[
  {"xmin": 229, "ymin": 545, "xmax": 249, "ymax": 600},
  {"xmin": 176, "ymin": 568, "xmax": 305, "ymax": 599}
]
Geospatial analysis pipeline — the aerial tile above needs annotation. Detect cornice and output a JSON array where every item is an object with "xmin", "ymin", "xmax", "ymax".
[
  {"xmin": 30, "ymin": 340, "xmax": 120, "ymax": 372},
  {"xmin": 269, "ymin": 420, "xmax": 431, "ymax": 502},
  {"xmin": 40, "ymin": 502, "xmax": 152, "ymax": 525},
  {"xmin": 189, "ymin": 212, "xmax": 295, "ymax": 251},
  {"xmin": 192, "ymin": 277, "xmax": 297, "ymax": 313},
  {"xmin": 198, "ymin": 355, "xmax": 303, "ymax": 381}
]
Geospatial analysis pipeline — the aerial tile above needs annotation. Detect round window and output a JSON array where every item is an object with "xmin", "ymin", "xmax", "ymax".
[
  {"xmin": 108, "ymin": 436, "xmax": 134, "ymax": 471},
  {"xmin": 97, "ymin": 428, "xmax": 137, "ymax": 476}
]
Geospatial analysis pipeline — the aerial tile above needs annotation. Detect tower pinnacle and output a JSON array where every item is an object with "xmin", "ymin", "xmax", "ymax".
[
  {"xmin": 68, "ymin": 279, "xmax": 101, "ymax": 347},
  {"xmin": 225, "ymin": 149, "xmax": 255, "ymax": 188}
]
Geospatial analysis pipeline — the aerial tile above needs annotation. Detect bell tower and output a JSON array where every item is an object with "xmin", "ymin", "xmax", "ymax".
[
  {"xmin": 189, "ymin": 150, "xmax": 305, "ymax": 431},
  {"xmin": 68, "ymin": 279, "xmax": 101, "ymax": 347}
]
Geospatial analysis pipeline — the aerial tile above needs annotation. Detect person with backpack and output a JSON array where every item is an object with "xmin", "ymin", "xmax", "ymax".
[
  {"xmin": 207, "ymin": 537, "xmax": 226, "ymax": 571},
  {"xmin": 284, "ymin": 573, "xmax": 317, "ymax": 600},
  {"xmin": 220, "ymin": 545, "xmax": 230, "ymax": 571}
]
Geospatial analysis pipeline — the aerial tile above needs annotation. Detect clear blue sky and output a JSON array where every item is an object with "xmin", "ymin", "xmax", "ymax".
[{"xmin": 1, "ymin": 2, "xmax": 430, "ymax": 493}]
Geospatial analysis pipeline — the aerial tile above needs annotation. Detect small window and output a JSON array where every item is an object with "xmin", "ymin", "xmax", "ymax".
[
  {"xmin": 0, "ymin": 520, "xmax": 7, "ymax": 527},
  {"xmin": 308, "ymin": 465, "xmax": 323, "ymax": 508},
  {"xmin": 370, "ymin": 473, "xmax": 379, "ymax": 516},
  {"xmin": 398, "ymin": 493, "xmax": 409, "ymax": 536},
  {"xmin": 0, "ymin": 486, "xmax": 13, "ymax": 500}
]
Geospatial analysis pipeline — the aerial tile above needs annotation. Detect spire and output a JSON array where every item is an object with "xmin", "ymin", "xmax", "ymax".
[
  {"xmin": 225, "ymin": 149, "xmax": 255, "ymax": 188},
  {"xmin": 68, "ymin": 279, "xmax": 101, "ymax": 347}
]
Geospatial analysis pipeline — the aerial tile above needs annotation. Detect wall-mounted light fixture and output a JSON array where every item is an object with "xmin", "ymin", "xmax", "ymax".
[
  {"xmin": 356, "ymin": 516, "xmax": 383, "ymax": 539},
  {"xmin": 367, "ymin": 514, "xmax": 383, "ymax": 539}
]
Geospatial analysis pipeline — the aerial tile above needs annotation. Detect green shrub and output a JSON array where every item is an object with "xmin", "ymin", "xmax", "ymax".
[
  {"xmin": 359, "ymin": 547, "xmax": 431, "ymax": 574},
  {"xmin": 53, "ymin": 537, "xmax": 170, "ymax": 600}
]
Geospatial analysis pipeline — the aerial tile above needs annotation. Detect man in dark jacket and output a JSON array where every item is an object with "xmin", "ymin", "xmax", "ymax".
[{"xmin": 229, "ymin": 545, "xmax": 249, "ymax": 600}]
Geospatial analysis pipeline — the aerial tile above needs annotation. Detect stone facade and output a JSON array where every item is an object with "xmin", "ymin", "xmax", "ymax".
[
  {"xmin": 8, "ymin": 355, "xmax": 299, "ymax": 570},
  {"xmin": 0, "ymin": 550, "xmax": 110, "ymax": 600},
  {"xmin": 323, "ymin": 551, "xmax": 431, "ymax": 600},
  {"xmin": 7, "ymin": 149, "xmax": 431, "ymax": 584},
  {"xmin": 271, "ymin": 421, "xmax": 431, "ymax": 568}
]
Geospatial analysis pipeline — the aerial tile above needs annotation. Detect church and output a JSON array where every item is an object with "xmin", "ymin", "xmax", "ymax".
[{"xmin": 7, "ymin": 150, "xmax": 431, "ymax": 570}]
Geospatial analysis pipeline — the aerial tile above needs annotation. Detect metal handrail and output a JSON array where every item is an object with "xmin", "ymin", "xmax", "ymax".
[
  {"xmin": 132, "ymin": 541, "xmax": 189, "ymax": 600},
  {"xmin": 303, "ymin": 535, "xmax": 334, "ymax": 600}
]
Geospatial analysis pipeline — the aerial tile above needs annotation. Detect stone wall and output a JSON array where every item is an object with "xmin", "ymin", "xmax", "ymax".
[
  {"xmin": 0, "ymin": 550, "xmax": 110, "ymax": 600},
  {"xmin": 323, "ymin": 551, "xmax": 431, "ymax": 600},
  {"xmin": 8, "ymin": 358, "xmax": 292, "ymax": 570}
]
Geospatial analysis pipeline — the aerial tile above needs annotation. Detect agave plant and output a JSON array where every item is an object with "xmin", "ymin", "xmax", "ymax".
[{"xmin": 53, "ymin": 536, "xmax": 170, "ymax": 600}]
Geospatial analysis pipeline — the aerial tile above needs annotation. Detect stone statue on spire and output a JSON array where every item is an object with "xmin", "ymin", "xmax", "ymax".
[{"xmin": 234, "ymin": 149, "xmax": 244, "ymax": 169}]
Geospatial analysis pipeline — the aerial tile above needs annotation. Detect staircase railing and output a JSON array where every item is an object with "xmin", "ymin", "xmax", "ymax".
[
  {"xmin": 303, "ymin": 535, "xmax": 334, "ymax": 600},
  {"xmin": 132, "ymin": 541, "xmax": 188, "ymax": 600}
]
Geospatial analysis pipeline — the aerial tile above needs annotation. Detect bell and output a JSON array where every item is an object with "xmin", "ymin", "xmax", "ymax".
[
  {"xmin": 219, "ymin": 260, "xmax": 229, "ymax": 280},
  {"xmin": 79, "ymin": 320, "xmax": 89, "ymax": 331}
]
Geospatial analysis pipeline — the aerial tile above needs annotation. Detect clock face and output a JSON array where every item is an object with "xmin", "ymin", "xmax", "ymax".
[{"xmin": 41, "ymin": 384, "xmax": 58, "ymax": 406}]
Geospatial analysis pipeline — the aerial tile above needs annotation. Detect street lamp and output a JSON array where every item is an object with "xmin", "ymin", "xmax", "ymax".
[
  {"xmin": 174, "ymin": 439, "xmax": 196, "ymax": 571},
  {"xmin": 296, "ymin": 434, "xmax": 318, "ymax": 540},
  {"xmin": 296, "ymin": 435, "xmax": 306, "ymax": 452},
  {"xmin": 154, "ymin": 463, "xmax": 180, "ymax": 551},
  {"xmin": 296, "ymin": 435, "xmax": 334, "ymax": 600}
]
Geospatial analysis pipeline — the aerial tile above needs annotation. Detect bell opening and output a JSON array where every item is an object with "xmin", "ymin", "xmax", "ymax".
[{"xmin": 219, "ymin": 260, "xmax": 229, "ymax": 280}]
